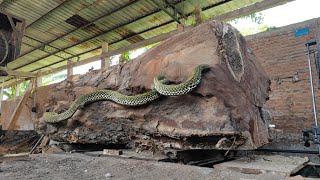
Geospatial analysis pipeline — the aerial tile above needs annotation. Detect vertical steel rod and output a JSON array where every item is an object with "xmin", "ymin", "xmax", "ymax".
[
  {"xmin": 307, "ymin": 44, "xmax": 318, "ymax": 126},
  {"xmin": 306, "ymin": 43, "xmax": 320, "ymax": 154}
]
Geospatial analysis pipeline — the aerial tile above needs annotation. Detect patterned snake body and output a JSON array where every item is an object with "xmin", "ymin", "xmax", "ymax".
[
  {"xmin": 154, "ymin": 64, "xmax": 210, "ymax": 96},
  {"xmin": 43, "ymin": 64, "xmax": 210, "ymax": 123}
]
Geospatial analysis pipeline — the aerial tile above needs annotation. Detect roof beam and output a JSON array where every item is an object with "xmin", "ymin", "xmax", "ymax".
[
  {"xmin": 22, "ymin": 35, "xmax": 76, "ymax": 61},
  {"xmin": 0, "ymin": 67, "xmax": 37, "ymax": 78},
  {"xmin": 150, "ymin": 0, "xmax": 181, "ymax": 24},
  {"xmin": 164, "ymin": 0, "xmax": 184, "ymax": 17}
]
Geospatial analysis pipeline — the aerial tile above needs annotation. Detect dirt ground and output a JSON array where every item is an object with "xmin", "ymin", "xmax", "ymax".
[{"xmin": 0, "ymin": 153, "xmax": 291, "ymax": 180}]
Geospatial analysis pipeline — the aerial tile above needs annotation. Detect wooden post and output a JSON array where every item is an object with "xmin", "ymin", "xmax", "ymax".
[
  {"xmin": 177, "ymin": 24, "xmax": 184, "ymax": 33},
  {"xmin": 194, "ymin": 6, "xmax": 203, "ymax": 26},
  {"xmin": 7, "ymin": 78, "xmax": 35, "ymax": 130},
  {"xmin": 101, "ymin": 42, "xmax": 109, "ymax": 68},
  {"xmin": 37, "ymin": 76, "xmax": 42, "ymax": 87},
  {"xmin": 15, "ymin": 83, "xmax": 20, "ymax": 97},
  {"xmin": 67, "ymin": 60, "xmax": 73, "ymax": 77},
  {"xmin": 31, "ymin": 77, "xmax": 39, "ymax": 112}
]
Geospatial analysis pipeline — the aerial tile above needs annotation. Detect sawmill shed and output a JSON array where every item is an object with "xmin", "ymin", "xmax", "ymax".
[{"xmin": 1, "ymin": 0, "xmax": 320, "ymax": 179}]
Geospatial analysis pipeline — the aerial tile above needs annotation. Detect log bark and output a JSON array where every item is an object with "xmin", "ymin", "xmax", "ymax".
[{"xmin": 36, "ymin": 20, "xmax": 271, "ymax": 151}]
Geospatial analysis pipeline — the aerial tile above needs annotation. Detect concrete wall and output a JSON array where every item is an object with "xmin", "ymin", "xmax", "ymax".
[{"xmin": 247, "ymin": 18, "xmax": 320, "ymax": 133}]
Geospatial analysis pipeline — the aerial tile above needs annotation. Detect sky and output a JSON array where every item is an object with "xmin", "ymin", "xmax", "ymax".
[{"xmin": 230, "ymin": 0, "xmax": 320, "ymax": 30}]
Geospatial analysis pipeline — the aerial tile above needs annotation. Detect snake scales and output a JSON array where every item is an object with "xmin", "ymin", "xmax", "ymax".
[{"xmin": 43, "ymin": 64, "xmax": 210, "ymax": 123}]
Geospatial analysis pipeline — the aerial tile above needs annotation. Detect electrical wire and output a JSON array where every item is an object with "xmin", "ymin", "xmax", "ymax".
[{"xmin": 0, "ymin": 31, "xmax": 9, "ymax": 65}]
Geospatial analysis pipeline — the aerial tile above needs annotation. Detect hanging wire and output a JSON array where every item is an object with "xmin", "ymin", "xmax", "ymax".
[
  {"xmin": 0, "ymin": 31, "xmax": 9, "ymax": 65},
  {"xmin": 0, "ymin": 74, "xmax": 5, "ymax": 115}
]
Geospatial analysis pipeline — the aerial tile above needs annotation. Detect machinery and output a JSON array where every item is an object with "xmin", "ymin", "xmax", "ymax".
[
  {"xmin": 0, "ymin": 10, "xmax": 25, "ymax": 68},
  {"xmin": 0, "ymin": 10, "xmax": 25, "ymax": 115},
  {"xmin": 302, "ymin": 40, "xmax": 320, "ymax": 155}
]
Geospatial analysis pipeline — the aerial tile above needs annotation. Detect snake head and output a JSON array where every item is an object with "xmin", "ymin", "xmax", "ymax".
[{"xmin": 199, "ymin": 64, "xmax": 210, "ymax": 72}]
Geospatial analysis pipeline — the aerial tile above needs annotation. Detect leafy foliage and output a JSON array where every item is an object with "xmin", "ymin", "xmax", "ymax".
[
  {"xmin": 119, "ymin": 51, "xmax": 131, "ymax": 62},
  {"xmin": 3, "ymin": 80, "xmax": 30, "ymax": 99},
  {"xmin": 231, "ymin": 12, "xmax": 265, "ymax": 25},
  {"xmin": 3, "ymin": 73, "xmax": 67, "ymax": 99}
]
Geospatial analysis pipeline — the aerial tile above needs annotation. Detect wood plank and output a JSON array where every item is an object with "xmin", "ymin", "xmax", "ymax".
[
  {"xmin": 214, "ymin": 155, "xmax": 309, "ymax": 176},
  {"xmin": 0, "ymin": 67, "xmax": 37, "ymax": 77},
  {"xmin": 6, "ymin": 78, "xmax": 34, "ymax": 130}
]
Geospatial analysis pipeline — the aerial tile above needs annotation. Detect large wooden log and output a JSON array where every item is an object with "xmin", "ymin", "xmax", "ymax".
[{"xmin": 36, "ymin": 20, "xmax": 270, "ymax": 151}]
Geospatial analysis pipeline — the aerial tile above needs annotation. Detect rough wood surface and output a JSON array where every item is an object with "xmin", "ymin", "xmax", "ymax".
[{"xmin": 36, "ymin": 20, "xmax": 271, "ymax": 151}]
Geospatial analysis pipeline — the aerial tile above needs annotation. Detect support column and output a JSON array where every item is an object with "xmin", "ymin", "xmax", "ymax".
[
  {"xmin": 37, "ymin": 76, "xmax": 42, "ymax": 87},
  {"xmin": 101, "ymin": 42, "xmax": 109, "ymax": 68},
  {"xmin": 177, "ymin": 24, "xmax": 184, "ymax": 33},
  {"xmin": 67, "ymin": 60, "xmax": 73, "ymax": 77},
  {"xmin": 15, "ymin": 83, "xmax": 20, "ymax": 97}
]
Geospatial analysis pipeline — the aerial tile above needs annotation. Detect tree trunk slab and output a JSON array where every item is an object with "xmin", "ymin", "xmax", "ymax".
[{"xmin": 36, "ymin": 20, "xmax": 270, "ymax": 151}]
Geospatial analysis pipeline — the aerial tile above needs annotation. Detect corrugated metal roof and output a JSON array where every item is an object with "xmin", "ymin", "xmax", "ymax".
[{"xmin": 0, "ymin": 0, "xmax": 264, "ymax": 85}]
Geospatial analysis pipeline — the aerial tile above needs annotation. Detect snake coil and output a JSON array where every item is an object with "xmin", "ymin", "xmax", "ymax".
[{"xmin": 43, "ymin": 64, "xmax": 210, "ymax": 123}]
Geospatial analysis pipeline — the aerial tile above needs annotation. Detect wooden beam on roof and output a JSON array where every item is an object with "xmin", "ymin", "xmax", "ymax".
[
  {"xmin": 213, "ymin": 0, "xmax": 295, "ymax": 22},
  {"xmin": 0, "ymin": 67, "xmax": 37, "ymax": 78},
  {"xmin": 150, "ymin": 0, "xmax": 181, "ymax": 24}
]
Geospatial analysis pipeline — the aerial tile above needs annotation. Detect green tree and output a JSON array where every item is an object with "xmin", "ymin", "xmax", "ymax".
[
  {"xmin": 3, "ymin": 80, "xmax": 30, "ymax": 99},
  {"xmin": 229, "ymin": 12, "xmax": 275, "ymax": 36},
  {"xmin": 3, "ymin": 73, "xmax": 67, "ymax": 99},
  {"xmin": 231, "ymin": 12, "xmax": 265, "ymax": 25}
]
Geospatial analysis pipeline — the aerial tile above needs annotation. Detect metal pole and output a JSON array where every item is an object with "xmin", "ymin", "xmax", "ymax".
[
  {"xmin": 307, "ymin": 43, "xmax": 318, "ymax": 126},
  {"xmin": 306, "ymin": 43, "xmax": 320, "ymax": 154}
]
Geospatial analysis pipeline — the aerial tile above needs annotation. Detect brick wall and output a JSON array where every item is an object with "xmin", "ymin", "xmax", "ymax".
[{"xmin": 246, "ymin": 18, "xmax": 320, "ymax": 133}]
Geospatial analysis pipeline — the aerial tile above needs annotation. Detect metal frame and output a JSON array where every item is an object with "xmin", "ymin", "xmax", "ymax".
[
  {"xmin": 150, "ymin": 0, "xmax": 182, "ymax": 24},
  {"xmin": 0, "ymin": 9, "xmax": 26, "ymax": 65},
  {"xmin": 303, "ymin": 40, "xmax": 320, "ymax": 156}
]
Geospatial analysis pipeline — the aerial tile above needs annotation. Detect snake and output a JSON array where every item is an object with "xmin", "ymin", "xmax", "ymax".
[{"xmin": 43, "ymin": 64, "xmax": 210, "ymax": 123}]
